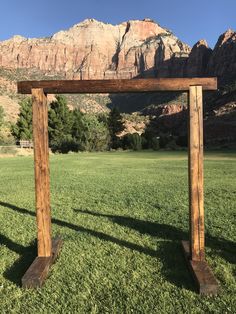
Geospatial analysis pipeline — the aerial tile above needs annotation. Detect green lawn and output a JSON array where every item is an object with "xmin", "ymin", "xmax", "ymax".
[{"xmin": 0, "ymin": 151, "xmax": 235, "ymax": 313}]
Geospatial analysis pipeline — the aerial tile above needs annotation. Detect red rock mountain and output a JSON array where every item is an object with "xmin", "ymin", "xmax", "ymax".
[
  {"xmin": 0, "ymin": 18, "xmax": 236, "ymax": 83},
  {"xmin": 0, "ymin": 19, "xmax": 189, "ymax": 79},
  {"xmin": 0, "ymin": 19, "xmax": 235, "ymax": 146},
  {"xmin": 0, "ymin": 19, "xmax": 235, "ymax": 81}
]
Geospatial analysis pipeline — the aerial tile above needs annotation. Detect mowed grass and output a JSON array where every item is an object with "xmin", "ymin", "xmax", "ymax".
[{"xmin": 0, "ymin": 151, "xmax": 235, "ymax": 313}]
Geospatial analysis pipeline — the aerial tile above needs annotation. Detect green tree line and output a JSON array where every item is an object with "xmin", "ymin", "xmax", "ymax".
[
  {"xmin": 10, "ymin": 96, "xmax": 184, "ymax": 152},
  {"xmin": 11, "ymin": 96, "xmax": 126, "ymax": 153}
]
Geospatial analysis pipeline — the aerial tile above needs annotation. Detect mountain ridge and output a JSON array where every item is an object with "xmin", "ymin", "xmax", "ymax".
[
  {"xmin": 0, "ymin": 18, "xmax": 191, "ymax": 79},
  {"xmin": 0, "ymin": 19, "xmax": 235, "ymax": 148},
  {"xmin": 0, "ymin": 18, "xmax": 235, "ymax": 85}
]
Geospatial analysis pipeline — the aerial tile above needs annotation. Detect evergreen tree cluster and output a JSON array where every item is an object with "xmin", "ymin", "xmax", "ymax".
[
  {"xmin": 11, "ymin": 96, "xmax": 187, "ymax": 153},
  {"xmin": 107, "ymin": 107, "xmax": 124, "ymax": 149},
  {"xmin": 11, "ymin": 98, "xmax": 33, "ymax": 140},
  {"xmin": 11, "ymin": 96, "xmax": 125, "ymax": 153}
]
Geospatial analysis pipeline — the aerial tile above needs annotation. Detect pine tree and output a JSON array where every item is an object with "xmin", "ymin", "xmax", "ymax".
[
  {"xmin": 78, "ymin": 114, "xmax": 110, "ymax": 152},
  {"xmin": 71, "ymin": 109, "xmax": 84, "ymax": 142},
  {"xmin": 108, "ymin": 107, "xmax": 124, "ymax": 149},
  {"xmin": 11, "ymin": 98, "xmax": 33, "ymax": 140},
  {"xmin": 48, "ymin": 95, "xmax": 74, "ymax": 152}
]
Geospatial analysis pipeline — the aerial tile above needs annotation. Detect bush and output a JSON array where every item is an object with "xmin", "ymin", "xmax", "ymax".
[
  {"xmin": 159, "ymin": 134, "xmax": 180, "ymax": 150},
  {"xmin": 0, "ymin": 146, "xmax": 17, "ymax": 155},
  {"xmin": 77, "ymin": 114, "xmax": 110, "ymax": 152},
  {"xmin": 0, "ymin": 126, "xmax": 15, "ymax": 145},
  {"xmin": 176, "ymin": 134, "xmax": 188, "ymax": 147},
  {"xmin": 50, "ymin": 135, "xmax": 80, "ymax": 154},
  {"xmin": 141, "ymin": 134, "xmax": 148, "ymax": 149},
  {"xmin": 150, "ymin": 137, "xmax": 160, "ymax": 150},
  {"xmin": 140, "ymin": 133, "xmax": 160, "ymax": 151},
  {"xmin": 0, "ymin": 106, "xmax": 5, "ymax": 128},
  {"xmin": 122, "ymin": 133, "xmax": 142, "ymax": 151},
  {"xmin": 108, "ymin": 107, "xmax": 124, "ymax": 149},
  {"xmin": 159, "ymin": 134, "xmax": 171, "ymax": 148}
]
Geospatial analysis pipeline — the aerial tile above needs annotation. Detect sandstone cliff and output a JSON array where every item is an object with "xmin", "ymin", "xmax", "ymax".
[
  {"xmin": 0, "ymin": 19, "xmax": 235, "ymax": 81},
  {"xmin": 0, "ymin": 19, "xmax": 191, "ymax": 79},
  {"xmin": 207, "ymin": 29, "xmax": 236, "ymax": 80},
  {"xmin": 0, "ymin": 19, "xmax": 236, "ymax": 147}
]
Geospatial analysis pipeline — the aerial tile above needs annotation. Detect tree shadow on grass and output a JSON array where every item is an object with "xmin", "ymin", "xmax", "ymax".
[{"xmin": 0, "ymin": 201, "xmax": 235, "ymax": 291}]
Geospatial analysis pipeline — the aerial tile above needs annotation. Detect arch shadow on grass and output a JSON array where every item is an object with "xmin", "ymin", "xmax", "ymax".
[
  {"xmin": 73, "ymin": 208, "xmax": 236, "ymax": 266},
  {"xmin": 0, "ymin": 201, "xmax": 235, "ymax": 291},
  {"xmin": 0, "ymin": 234, "xmax": 36, "ymax": 286}
]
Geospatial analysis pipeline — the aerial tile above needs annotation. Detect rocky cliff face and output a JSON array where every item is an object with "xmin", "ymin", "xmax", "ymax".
[
  {"xmin": 0, "ymin": 19, "xmax": 235, "ymax": 146},
  {"xmin": 207, "ymin": 29, "xmax": 236, "ymax": 80},
  {"xmin": 0, "ymin": 19, "xmax": 236, "ymax": 79},
  {"xmin": 0, "ymin": 19, "xmax": 235, "ymax": 81},
  {"xmin": 0, "ymin": 19, "xmax": 191, "ymax": 79},
  {"xmin": 1, "ymin": 17, "xmax": 236, "ymax": 84},
  {"xmin": 186, "ymin": 40, "xmax": 212, "ymax": 77}
]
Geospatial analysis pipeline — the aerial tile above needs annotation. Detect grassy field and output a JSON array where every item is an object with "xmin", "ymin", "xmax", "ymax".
[{"xmin": 0, "ymin": 151, "xmax": 235, "ymax": 313}]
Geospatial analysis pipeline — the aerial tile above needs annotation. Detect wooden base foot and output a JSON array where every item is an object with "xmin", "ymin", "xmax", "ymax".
[
  {"xmin": 181, "ymin": 241, "xmax": 219, "ymax": 295},
  {"xmin": 22, "ymin": 237, "xmax": 63, "ymax": 288}
]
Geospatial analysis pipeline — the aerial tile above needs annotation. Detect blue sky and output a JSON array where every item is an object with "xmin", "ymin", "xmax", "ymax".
[{"xmin": 0, "ymin": 0, "xmax": 235, "ymax": 48}]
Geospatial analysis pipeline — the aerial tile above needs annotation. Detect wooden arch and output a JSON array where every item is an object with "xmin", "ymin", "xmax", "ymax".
[{"xmin": 17, "ymin": 78, "xmax": 219, "ymax": 294}]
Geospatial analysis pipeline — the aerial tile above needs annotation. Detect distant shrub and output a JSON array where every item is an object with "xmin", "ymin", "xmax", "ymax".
[
  {"xmin": 166, "ymin": 139, "xmax": 179, "ymax": 150},
  {"xmin": 0, "ymin": 129, "xmax": 15, "ymax": 145},
  {"xmin": 108, "ymin": 107, "xmax": 125, "ymax": 149},
  {"xmin": 122, "ymin": 133, "xmax": 142, "ymax": 151},
  {"xmin": 0, "ymin": 146, "xmax": 17, "ymax": 155},
  {"xmin": 140, "ymin": 133, "xmax": 160, "ymax": 151},
  {"xmin": 176, "ymin": 134, "xmax": 188, "ymax": 147},
  {"xmin": 140, "ymin": 134, "xmax": 148, "ymax": 149},
  {"xmin": 150, "ymin": 137, "xmax": 160, "ymax": 151},
  {"xmin": 50, "ymin": 136, "xmax": 80, "ymax": 154},
  {"xmin": 159, "ymin": 134, "xmax": 171, "ymax": 148},
  {"xmin": 158, "ymin": 134, "xmax": 180, "ymax": 150},
  {"xmin": 78, "ymin": 114, "xmax": 110, "ymax": 152},
  {"xmin": 0, "ymin": 106, "xmax": 4, "ymax": 128}
]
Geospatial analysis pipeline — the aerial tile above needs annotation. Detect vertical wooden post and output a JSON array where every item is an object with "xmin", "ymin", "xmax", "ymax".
[
  {"xmin": 32, "ymin": 88, "xmax": 52, "ymax": 257},
  {"xmin": 188, "ymin": 85, "xmax": 205, "ymax": 262}
]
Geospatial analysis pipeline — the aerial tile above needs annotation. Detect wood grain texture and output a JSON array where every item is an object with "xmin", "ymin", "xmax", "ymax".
[
  {"xmin": 22, "ymin": 238, "xmax": 63, "ymax": 288},
  {"xmin": 188, "ymin": 86, "xmax": 205, "ymax": 262},
  {"xmin": 32, "ymin": 88, "xmax": 51, "ymax": 257},
  {"xmin": 18, "ymin": 78, "xmax": 217, "ymax": 94},
  {"xmin": 51, "ymin": 237, "xmax": 63, "ymax": 263},
  {"xmin": 22, "ymin": 257, "xmax": 51, "ymax": 288},
  {"xmin": 181, "ymin": 241, "xmax": 219, "ymax": 295}
]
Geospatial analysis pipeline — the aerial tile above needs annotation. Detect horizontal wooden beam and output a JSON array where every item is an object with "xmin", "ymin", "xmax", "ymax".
[
  {"xmin": 17, "ymin": 78, "xmax": 217, "ymax": 94},
  {"xmin": 22, "ymin": 238, "xmax": 63, "ymax": 288},
  {"xmin": 181, "ymin": 241, "xmax": 219, "ymax": 295}
]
